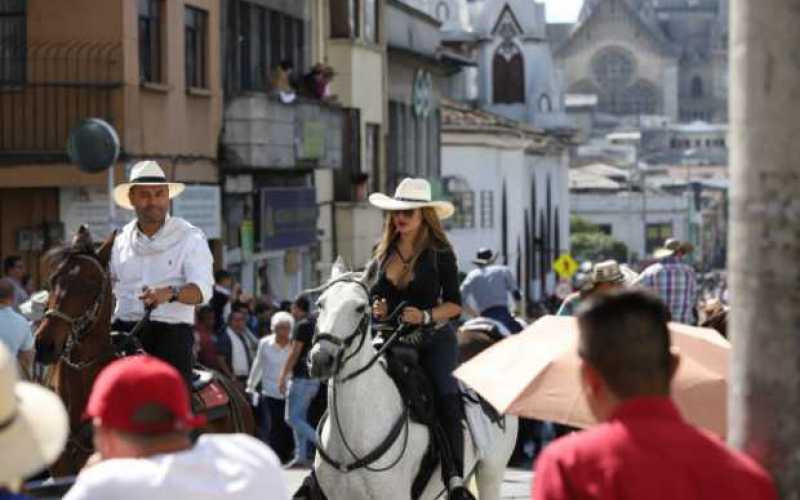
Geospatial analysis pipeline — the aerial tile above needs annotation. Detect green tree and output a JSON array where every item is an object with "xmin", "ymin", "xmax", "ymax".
[{"xmin": 570, "ymin": 216, "xmax": 628, "ymax": 262}]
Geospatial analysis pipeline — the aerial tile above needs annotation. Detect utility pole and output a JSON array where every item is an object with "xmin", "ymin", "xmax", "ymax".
[{"xmin": 729, "ymin": 0, "xmax": 800, "ymax": 496}]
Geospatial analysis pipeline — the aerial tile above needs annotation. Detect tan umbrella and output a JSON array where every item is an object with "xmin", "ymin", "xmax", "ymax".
[{"xmin": 454, "ymin": 315, "xmax": 729, "ymax": 438}]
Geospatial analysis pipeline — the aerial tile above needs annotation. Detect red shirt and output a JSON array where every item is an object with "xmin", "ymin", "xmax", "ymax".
[{"xmin": 533, "ymin": 397, "xmax": 777, "ymax": 500}]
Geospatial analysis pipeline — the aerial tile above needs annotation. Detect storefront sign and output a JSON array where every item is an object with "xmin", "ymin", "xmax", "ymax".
[
  {"xmin": 59, "ymin": 186, "xmax": 134, "ymax": 242},
  {"xmin": 261, "ymin": 187, "xmax": 318, "ymax": 251},
  {"xmin": 171, "ymin": 185, "xmax": 222, "ymax": 239},
  {"xmin": 413, "ymin": 69, "xmax": 433, "ymax": 119}
]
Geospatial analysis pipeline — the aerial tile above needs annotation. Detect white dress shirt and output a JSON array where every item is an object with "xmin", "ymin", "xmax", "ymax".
[
  {"xmin": 63, "ymin": 434, "xmax": 290, "ymax": 500},
  {"xmin": 110, "ymin": 217, "xmax": 213, "ymax": 325},
  {"xmin": 247, "ymin": 335, "xmax": 290, "ymax": 399}
]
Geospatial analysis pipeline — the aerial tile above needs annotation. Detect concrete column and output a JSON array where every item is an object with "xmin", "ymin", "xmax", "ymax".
[{"xmin": 729, "ymin": 0, "xmax": 800, "ymax": 496}]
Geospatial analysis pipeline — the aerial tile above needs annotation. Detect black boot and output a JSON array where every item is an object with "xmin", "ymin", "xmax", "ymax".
[{"xmin": 440, "ymin": 395, "xmax": 476, "ymax": 500}]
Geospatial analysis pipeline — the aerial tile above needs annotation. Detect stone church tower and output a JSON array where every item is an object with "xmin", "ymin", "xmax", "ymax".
[{"xmin": 553, "ymin": 0, "xmax": 728, "ymax": 123}]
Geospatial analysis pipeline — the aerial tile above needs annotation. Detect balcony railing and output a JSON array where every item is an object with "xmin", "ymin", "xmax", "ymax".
[{"xmin": 0, "ymin": 41, "xmax": 123, "ymax": 161}]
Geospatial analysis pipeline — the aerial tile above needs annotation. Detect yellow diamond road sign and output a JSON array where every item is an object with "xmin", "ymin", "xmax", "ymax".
[{"xmin": 553, "ymin": 254, "xmax": 579, "ymax": 280}]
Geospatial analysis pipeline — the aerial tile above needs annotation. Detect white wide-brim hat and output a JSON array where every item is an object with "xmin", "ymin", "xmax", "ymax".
[
  {"xmin": 368, "ymin": 178, "xmax": 455, "ymax": 220},
  {"xmin": 113, "ymin": 160, "xmax": 185, "ymax": 210},
  {"xmin": 0, "ymin": 344, "xmax": 68, "ymax": 483}
]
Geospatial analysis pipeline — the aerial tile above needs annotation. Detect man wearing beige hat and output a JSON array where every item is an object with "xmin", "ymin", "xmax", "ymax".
[
  {"xmin": 109, "ymin": 160, "xmax": 214, "ymax": 390},
  {"xmin": 634, "ymin": 238, "xmax": 697, "ymax": 324},
  {"xmin": 0, "ymin": 342, "xmax": 68, "ymax": 497}
]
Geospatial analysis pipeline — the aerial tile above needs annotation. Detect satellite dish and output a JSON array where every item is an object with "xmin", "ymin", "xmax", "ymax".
[{"xmin": 66, "ymin": 118, "xmax": 120, "ymax": 173}]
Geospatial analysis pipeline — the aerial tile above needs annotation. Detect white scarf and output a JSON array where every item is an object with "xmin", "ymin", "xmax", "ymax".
[{"xmin": 129, "ymin": 216, "xmax": 198, "ymax": 256}]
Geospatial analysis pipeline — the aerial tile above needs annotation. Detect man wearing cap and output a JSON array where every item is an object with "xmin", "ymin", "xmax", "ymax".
[
  {"xmin": 109, "ymin": 160, "xmax": 214, "ymax": 389},
  {"xmin": 64, "ymin": 355, "xmax": 289, "ymax": 500},
  {"xmin": 460, "ymin": 248, "xmax": 523, "ymax": 334},
  {"xmin": 634, "ymin": 238, "xmax": 697, "ymax": 324}
]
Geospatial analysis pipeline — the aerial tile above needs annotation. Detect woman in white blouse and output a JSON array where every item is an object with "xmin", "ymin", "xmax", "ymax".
[{"xmin": 247, "ymin": 311, "xmax": 294, "ymax": 461}]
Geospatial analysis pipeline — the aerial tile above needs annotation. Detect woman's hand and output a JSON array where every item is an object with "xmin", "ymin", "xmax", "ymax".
[
  {"xmin": 372, "ymin": 298, "xmax": 388, "ymax": 320},
  {"xmin": 401, "ymin": 307, "xmax": 425, "ymax": 325}
]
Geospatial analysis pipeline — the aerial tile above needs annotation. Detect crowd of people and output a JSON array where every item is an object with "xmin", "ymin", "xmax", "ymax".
[{"xmin": 0, "ymin": 165, "xmax": 771, "ymax": 500}]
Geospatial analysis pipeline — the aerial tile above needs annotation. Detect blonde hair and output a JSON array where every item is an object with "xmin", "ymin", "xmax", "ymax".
[{"xmin": 373, "ymin": 207, "xmax": 452, "ymax": 287}]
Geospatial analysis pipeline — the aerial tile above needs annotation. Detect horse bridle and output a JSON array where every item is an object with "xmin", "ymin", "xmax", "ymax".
[
  {"xmin": 44, "ymin": 253, "xmax": 111, "ymax": 370},
  {"xmin": 309, "ymin": 276, "xmax": 412, "ymax": 474}
]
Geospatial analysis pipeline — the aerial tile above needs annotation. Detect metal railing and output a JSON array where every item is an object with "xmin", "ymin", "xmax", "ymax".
[{"xmin": 0, "ymin": 41, "xmax": 123, "ymax": 159}]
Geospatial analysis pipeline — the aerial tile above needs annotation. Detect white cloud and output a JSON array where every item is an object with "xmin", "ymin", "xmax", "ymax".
[{"xmin": 541, "ymin": 0, "xmax": 583, "ymax": 23}]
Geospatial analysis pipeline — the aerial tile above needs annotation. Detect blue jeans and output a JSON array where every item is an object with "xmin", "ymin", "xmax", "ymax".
[
  {"xmin": 482, "ymin": 306, "xmax": 523, "ymax": 334},
  {"xmin": 285, "ymin": 377, "xmax": 321, "ymax": 460}
]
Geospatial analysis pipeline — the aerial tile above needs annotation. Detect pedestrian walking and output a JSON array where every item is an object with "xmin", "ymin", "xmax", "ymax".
[
  {"xmin": 0, "ymin": 343, "xmax": 68, "ymax": 499},
  {"xmin": 218, "ymin": 310, "xmax": 259, "ymax": 389},
  {"xmin": 634, "ymin": 238, "xmax": 697, "ymax": 324},
  {"xmin": 109, "ymin": 160, "xmax": 214, "ymax": 389},
  {"xmin": 532, "ymin": 290, "xmax": 777, "ymax": 500},
  {"xmin": 368, "ymin": 177, "xmax": 473, "ymax": 500},
  {"xmin": 63, "ymin": 355, "xmax": 289, "ymax": 500},
  {"xmin": 0, "ymin": 279, "xmax": 34, "ymax": 379},
  {"xmin": 278, "ymin": 295, "xmax": 320, "ymax": 468},
  {"xmin": 460, "ymin": 248, "xmax": 523, "ymax": 333},
  {"xmin": 247, "ymin": 311, "xmax": 294, "ymax": 462}
]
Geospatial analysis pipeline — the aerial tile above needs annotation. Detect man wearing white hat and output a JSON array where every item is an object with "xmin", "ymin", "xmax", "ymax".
[
  {"xmin": 109, "ymin": 160, "xmax": 214, "ymax": 389},
  {"xmin": 0, "ymin": 342, "xmax": 68, "ymax": 496},
  {"xmin": 634, "ymin": 238, "xmax": 697, "ymax": 324}
]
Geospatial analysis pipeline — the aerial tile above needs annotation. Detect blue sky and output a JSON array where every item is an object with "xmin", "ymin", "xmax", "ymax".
[{"xmin": 542, "ymin": 0, "xmax": 583, "ymax": 23}]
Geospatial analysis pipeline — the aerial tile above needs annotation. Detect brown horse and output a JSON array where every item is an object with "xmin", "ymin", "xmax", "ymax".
[{"xmin": 35, "ymin": 226, "xmax": 254, "ymax": 476}]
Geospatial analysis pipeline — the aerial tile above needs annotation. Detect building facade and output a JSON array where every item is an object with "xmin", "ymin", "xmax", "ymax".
[
  {"xmin": 0, "ymin": 0, "xmax": 222, "ymax": 284},
  {"xmin": 553, "ymin": 0, "xmax": 728, "ymax": 124}
]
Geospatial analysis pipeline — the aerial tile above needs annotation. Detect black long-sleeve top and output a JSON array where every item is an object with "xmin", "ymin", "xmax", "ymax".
[{"xmin": 369, "ymin": 246, "xmax": 462, "ymax": 317}]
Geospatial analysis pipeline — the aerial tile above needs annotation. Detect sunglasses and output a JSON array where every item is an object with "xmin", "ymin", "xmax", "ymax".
[{"xmin": 391, "ymin": 209, "xmax": 417, "ymax": 218}]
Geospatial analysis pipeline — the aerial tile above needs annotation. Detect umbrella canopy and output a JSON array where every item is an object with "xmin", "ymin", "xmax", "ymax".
[{"xmin": 454, "ymin": 315, "xmax": 729, "ymax": 438}]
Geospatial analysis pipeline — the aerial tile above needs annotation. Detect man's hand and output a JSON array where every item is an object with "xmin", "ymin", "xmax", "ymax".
[
  {"xmin": 278, "ymin": 374, "xmax": 288, "ymax": 396},
  {"xmin": 139, "ymin": 286, "xmax": 173, "ymax": 308}
]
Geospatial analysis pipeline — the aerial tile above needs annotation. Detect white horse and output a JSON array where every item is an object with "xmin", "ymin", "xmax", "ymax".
[{"xmin": 307, "ymin": 261, "xmax": 518, "ymax": 500}]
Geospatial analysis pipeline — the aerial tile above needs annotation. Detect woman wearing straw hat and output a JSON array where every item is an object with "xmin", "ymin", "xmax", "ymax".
[
  {"xmin": 368, "ymin": 178, "xmax": 474, "ymax": 500},
  {"xmin": 0, "ymin": 343, "xmax": 68, "ymax": 497},
  {"xmin": 109, "ymin": 160, "xmax": 214, "ymax": 390}
]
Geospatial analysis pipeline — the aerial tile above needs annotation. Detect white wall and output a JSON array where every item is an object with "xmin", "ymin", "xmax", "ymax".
[{"xmin": 571, "ymin": 192, "xmax": 690, "ymax": 260}]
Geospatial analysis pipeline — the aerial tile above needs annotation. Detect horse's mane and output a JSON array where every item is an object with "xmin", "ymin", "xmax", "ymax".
[{"xmin": 44, "ymin": 239, "xmax": 96, "ymax": 272}]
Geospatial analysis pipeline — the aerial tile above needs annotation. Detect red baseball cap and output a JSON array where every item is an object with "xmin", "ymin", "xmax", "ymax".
[{"xmin": 85, "ymin": 355, "xmax": 206, "ymax": 434}]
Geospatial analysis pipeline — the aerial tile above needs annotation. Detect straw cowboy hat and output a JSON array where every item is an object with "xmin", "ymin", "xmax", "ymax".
[
  {"xmin": 653, "ymin": 237, "xmax": 695, "ymax": 259},
  {"xmin": 368, "ymin": 178, "xmax": 455, "ymax": 220},
  {"xmin": 591, "ymin": 260, "xmax": 640, "ymax": 287},
  {"xmin": 0, "ymin": 343, "xmax": 68, "ymax": 484},
  {"xmin": 113, "ymin": 160, "xmax": 185, "ymax": 210},
  {"xmin": 473, "ymin": 248, "xmax": 498, "ymax": 266}
]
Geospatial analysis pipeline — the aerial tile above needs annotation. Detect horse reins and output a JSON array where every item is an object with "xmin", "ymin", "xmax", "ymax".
[
  {"xmin": 309, "ymin": 276, "xmax": 413, "ymax": 474},
  {"xmin": 45, "ymin": 254, "xmax": 113, "ymax": 370}
]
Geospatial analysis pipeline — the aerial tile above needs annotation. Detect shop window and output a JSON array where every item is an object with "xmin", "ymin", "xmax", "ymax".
[
  {"xmin": 445, "ymin": 177, "xmax": 475, "ymax": 229},
  {"xmin": 138, "ymin": 0, "xmax": 164, "ymax": 83},
  {"xmin": 480, "ymin": 190, "xmax": 494, "ymax": 228},
  {"xmin": 185, "ymin": 6, "xmax": 208, "ymax": 88},
  {"xmin": 330, "ymin": 0, "xmax": 359, "ymax": 39},
  {"xmin": 0, "ymin": 0, "xmax": 26, "ymax": 84},
  {"xmin": 645, "ymin": 223, "xmax": 673, "ymax": 254}
]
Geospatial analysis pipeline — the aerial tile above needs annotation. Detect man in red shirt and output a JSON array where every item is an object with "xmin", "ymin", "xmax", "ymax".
[{"xmin": 532, "ymin": 290, "xmax": 777, "ymax": 500}]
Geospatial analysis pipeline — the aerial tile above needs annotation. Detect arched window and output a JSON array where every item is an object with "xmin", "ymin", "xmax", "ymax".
[
  {"xmin": 493, "ymin": 42, "xmax": 525, "ymax": 104},
  {"xmin": 623, "ymin": 79, "xmax": 660, "ymax": 115},
  {"xmin": 435, "ymin": 1, "xmax": 450, "ymax": 22},
  {"xmin": 691, "ymin": 76, "xmax": 704, "ymax": 98},
  {"xmin": 592, "ymin": 47, "xmax": 636, "ymax": 90},
  {"xmin": 538, "ymin": 94, "xmax": 553, "ymax": 112}
]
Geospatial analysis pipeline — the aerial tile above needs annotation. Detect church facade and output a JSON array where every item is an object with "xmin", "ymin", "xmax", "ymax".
[{"xmin": 552, "ymin": 0, "xmax": 728, "ymax": 123}]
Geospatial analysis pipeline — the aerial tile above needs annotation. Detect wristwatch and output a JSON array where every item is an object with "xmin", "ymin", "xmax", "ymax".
[
  {"xmin": 423, "ymin": 310, "xmax": 432, "ymax": 326},
  {"xmin": 169, "ymin": 286, "xmax": 181, "ymax": 303}
]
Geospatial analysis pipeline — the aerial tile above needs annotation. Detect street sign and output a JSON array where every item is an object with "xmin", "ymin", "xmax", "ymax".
[{"xmin": 553, "ymin": 254, "xmax": 579, "ymax": 280}]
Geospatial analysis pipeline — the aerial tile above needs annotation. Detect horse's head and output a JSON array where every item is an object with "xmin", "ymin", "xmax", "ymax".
[
  {"xmin": 308, "ymin": 258, "xmax": 372, "ymax": 380},
  {"xmin": 35, "ymin": 226, "xmax": 115, "ymax": 365}
]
